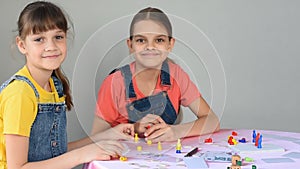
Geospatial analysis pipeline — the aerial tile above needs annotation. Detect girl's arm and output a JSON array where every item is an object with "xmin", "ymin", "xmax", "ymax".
[
  {"xmin": 176, "ymin": 96, "xmax": 220, "ymax": 137},
  {"xmin": 5, "ymin": 134, "xmax": 124, "ymax": 169},
  {"xmin": 68, "ymin": 117, "xmax": 134, "ymax": 151},
  {"xmin": 144, "ymin": 96, "xmax": 220, "ymax": 142},
  {"xmin": 91, "ymin": 115, "xmax": 112, "ymax": 135}
]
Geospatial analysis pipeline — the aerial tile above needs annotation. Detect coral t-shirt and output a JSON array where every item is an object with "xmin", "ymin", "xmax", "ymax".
[{"xmin": 95, "ymin": 61, "xmax": 201, "ymax": 127}]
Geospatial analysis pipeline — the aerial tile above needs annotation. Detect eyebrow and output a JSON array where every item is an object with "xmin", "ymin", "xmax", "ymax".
[{"xmin": 132, "ymin": 34, "xmax": 168, "ymax": 38}]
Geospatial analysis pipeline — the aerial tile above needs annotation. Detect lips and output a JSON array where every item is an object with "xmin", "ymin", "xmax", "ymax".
[
  {"xmin": 42, "ymin": 54, "xmax": 60, "ymax": 58},
  {"xmin": 140, "ymin": 51, "xmax": 160, "ymax": 57}
]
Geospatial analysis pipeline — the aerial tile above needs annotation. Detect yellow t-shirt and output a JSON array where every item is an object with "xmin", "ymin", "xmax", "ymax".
[{"xmin": 0, "ymin": 66, "xmax": 65, "ymax": 168}]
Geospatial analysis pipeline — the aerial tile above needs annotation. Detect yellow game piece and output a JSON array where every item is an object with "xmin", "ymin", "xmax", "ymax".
[
  {"xmin": 134, "ymin": 133, "xmax": 139, "ymax": 143},
  {"xmin": 119, "ymin": 156, "xmax": 127, "ymax": 161},
  {"xmin": 137, "ymin": 146, "xmax": 142, "ymax": 151},
  {"xmin": 232, "ymin": 139, "xmax": 238, "ymax": 145},
  {"xmin": 176, "ymin": 139, "xmax": 182, "ymax": 153},
  {"xmin": 147, "ymin": 139, "xmax": 152, "ymax": 145},
  {"xmin": 157, "ymin": 141, "xmax": 162, "ymax": 151}
]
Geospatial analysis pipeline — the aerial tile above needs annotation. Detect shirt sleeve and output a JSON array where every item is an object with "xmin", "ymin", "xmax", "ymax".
[
  {"xmin": 95, "ymin": 74, "xmax": 122, "ymax": 126},
  {"xmin": 3, "ymin": 94, "xmax": 37, "ymax": 137},
  {"xmin": 176, "ymin": 65, "xmax": 201, "ymax": 107}
]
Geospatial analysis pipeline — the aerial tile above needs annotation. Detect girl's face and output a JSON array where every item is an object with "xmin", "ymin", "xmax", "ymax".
[
  {"xmin": 127, "ymin": 20, "xmax": 175, "ymax": 70},
  {"xmin": 17, "ymin": 28, "xmax": 67, "ymax": 73}
]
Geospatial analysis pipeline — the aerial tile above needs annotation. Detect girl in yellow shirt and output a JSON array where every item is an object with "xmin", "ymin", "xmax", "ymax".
[{"xmin": 0, "ymin": 1, "xmax": 133, "ymax": 169}]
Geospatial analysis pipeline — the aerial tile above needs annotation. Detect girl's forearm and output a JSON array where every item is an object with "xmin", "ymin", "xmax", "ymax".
[
  {"xmin": 20, "ymin": 148, "xmax": 85, "ymax": 169},
  {"xmin": 176, "ymin": 112, "xmax": 220, "ymax": 138}
]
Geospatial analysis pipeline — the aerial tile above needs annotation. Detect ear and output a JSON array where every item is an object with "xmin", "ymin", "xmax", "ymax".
[
  {"xmin": 126, "ymin": 38, "xmax": 134, "ymax": 54},
  {"xmin": 168, "ymin": 37, "xmax": 175, "ymax": 52},
  {"xmin": 16, "ymin": 36, "xmax": 27, "ymax": 55}
]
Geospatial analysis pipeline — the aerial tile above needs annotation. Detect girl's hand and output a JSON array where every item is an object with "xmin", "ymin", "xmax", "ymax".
[
  {"xmin": 144, "ymin": 121, "xmax": 179, "ymax": 143},
  {"xmin": 139, "ymin": 114, "xmax": 180, "ymax": 142},
  {"xmin": 134, "ymin": 114, "xmax": 164, "ymax": 134},
  {"xmin": 103, "ymin": 123, "xmax": 134, "ymax": 140},
  {"xmin": 80, "ymin": 140, "xmax": 125, "ymax": 162}
]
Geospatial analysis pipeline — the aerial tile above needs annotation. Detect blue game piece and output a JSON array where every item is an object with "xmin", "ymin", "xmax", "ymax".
[
  {"xmin": 252, "ymin": 130, "xmax": 256, "ymax": 143},
  {"xmin": 258, "ymin": 134, "xmax": 263, "ymax": 148},
  {"xmin": 238, "ymin": 138, "xmax": 246, "ymax": 143}
]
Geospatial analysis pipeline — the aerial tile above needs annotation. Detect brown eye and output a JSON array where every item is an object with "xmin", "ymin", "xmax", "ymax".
[
  {"xmin": 55, "ymin": 35, "xmax": 64, "ymax": 40},
  {"xmin": 156, "ymin": 38, "xmax": 165, "ymax": 43},
  {"xmin": 136, "ymin": 38, "xmax": 144, "ymax": 43},
  {"xmin": 34, "ymin": 37, "xmax": 43, "ymax": 42}
]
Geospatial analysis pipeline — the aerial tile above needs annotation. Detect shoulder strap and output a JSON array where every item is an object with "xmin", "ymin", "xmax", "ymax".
[
  {"xmin": 51, "ymin": 73, "xmax": 64, "ymax": 98},
  {"xmin": 109, "ymin": 65, "xmax": 136, "ymax": 99},
  {"xmin": 0, "ymin": 75, "xmax": 40, "ymax": 98}
]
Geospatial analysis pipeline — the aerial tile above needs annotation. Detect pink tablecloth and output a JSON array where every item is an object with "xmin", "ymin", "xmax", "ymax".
[{"xmin": 83, "ymin": 129, "xmax": 300, "ymax": 169}]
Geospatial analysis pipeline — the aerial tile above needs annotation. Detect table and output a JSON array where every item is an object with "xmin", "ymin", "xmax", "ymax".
[{"xmin": 83, "ymin": 129, "xmax": 300, "ymax": 169}]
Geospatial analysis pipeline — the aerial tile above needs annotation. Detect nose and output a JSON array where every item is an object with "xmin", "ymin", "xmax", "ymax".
[
  {"xmin": 145, "ymin": 40, "xmax": 156, "ymax": 50},
  {"xmin": 44, "ymin": 39, "xmax": 58, "ymax": 51}
]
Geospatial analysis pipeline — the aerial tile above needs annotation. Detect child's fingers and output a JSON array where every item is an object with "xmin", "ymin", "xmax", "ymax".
[
  {"xmin": 144, "ymin": 123, "xmax": 164, "ymax": 137},
  {"xmin": 145, "ymin": 127, "xmax": 168, "ymax": 142}
]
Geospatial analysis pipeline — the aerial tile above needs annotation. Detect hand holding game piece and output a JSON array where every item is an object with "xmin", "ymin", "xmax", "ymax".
[
  {"xmin": 134, "ymin": 114, "xmax": 163, "ymax": 134},
  {"xmin": 98, "ymin": 123, "xmax": 134, "ymax": 141},
  {"xmin": 145, "ymin": 124, "xmax": 180, "ymax": 143}
]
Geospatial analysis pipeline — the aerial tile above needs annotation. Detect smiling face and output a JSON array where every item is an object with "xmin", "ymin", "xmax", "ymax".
[
  {"xmin": 127, "ymin": 20, "xmax": 175, "ymax": 71},
  {"xmin": 17, "ymin": 28, "xmax": 67, "ymax": 73}
]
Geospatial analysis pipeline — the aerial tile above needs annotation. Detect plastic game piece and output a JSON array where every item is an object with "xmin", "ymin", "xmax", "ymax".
[
  {"xmin": 258, "ymin": 135, "xmax": 262, "ymax": 149},
  {"xmin": 134, "ymin": 133, "xmax": 139, "ymax": 143},
  {"xmin": 119, "ymin": 156, "xmax": 128, "ymax": 161},
  {"xmin": 244, "ymin": 157, "xmax": 254, "ymax": 162},
  {"xmin": 231, "ymin": 155, "xmax": 241, "ymax": 166},
  {"xmin": 204, "ymin": 138, "xmax": 213, "ymax": 144},
  {"xmin": 232, "ymin": 131, "xmax": 238, "ymax": 136},
  {"xmin": 228, "ymin": 154, "xmax": 242, "ymax": 169},
  {"xmin": 228, "ymin": 136, "xmax": 234, "ymax": 145},
  {"xmin": 147, "ymin": 139, "xmax": 152, "ymax": 145},
  {"xmin": 252, "ymin": 165, "xmax": 257, "ymax": 169},
  {"xmin": 255, "ymin": 133, "xmax": 260, "ymax": 147},
  {"xmin": 176, "ymin": 139, "xmax": 182, "ymax": 153},
  {"xmin": 136, "ymin": 146, "xmax": 142, "ymax": 151},
  {"xmin": 157, "ymin": 141, "xmax": 162, "ymax": 151},
  {"xmin": 238, "ymin": 138, "xmax": 246, "ymax": 143},
  {"xmin": 252, "ymin": 130, "xmax": 256, "ymax": 143}
]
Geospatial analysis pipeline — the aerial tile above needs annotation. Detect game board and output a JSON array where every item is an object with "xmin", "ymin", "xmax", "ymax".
[
  {"xmin": 229, "ymin": 143, "xmax": 285, "ymax": 154},
  {"xmin": 106, "ymin": 139, "xmax": 190, "ymax": 169}
]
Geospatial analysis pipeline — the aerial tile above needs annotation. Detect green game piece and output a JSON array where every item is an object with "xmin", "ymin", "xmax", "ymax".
[{"xmin": 245, "ymin": 157, "xmax": 254, "ymax": 162}]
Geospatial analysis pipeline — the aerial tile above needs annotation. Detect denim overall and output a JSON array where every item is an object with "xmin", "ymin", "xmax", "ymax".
[
  {"xmin": 0, "ymin": 74, "xmax": 67, "ymax": 162},
  {"xmin": 113, "ymin": 61, "xmax": 177, "ymax": 124}
]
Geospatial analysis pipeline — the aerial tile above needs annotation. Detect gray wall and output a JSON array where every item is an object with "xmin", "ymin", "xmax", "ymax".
[{"xmin": 1, "ymin": 1, "xmax": 300, "ymax": 167}]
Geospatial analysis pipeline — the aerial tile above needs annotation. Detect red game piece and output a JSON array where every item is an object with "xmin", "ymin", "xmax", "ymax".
[
  {"xmin": 255, "ymin": 133, "xmax": 260, "ymax": 147},
  {"xmin": 204, "ymin": 138, "xmax": 213, "ymax": 143},
  {"xmin": 232, "ymin": 131, "xmax": 238, "ymax": 136}
]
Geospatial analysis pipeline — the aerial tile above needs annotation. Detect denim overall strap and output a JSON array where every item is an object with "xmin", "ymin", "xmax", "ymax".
[
  {"xmin": 0, "ymin": 75, "xmax": 39, "ymax": 99},
  {"xmin": 51, "ymin": 74, "xmax": 64, "ymax": 98},
  {"xmin": 119, "ymin": 65, "xmax": 136, "ymax": 99},
  {"xmin": 160, "ymin": 60, "xmax": 171, "ymax": 85}
]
